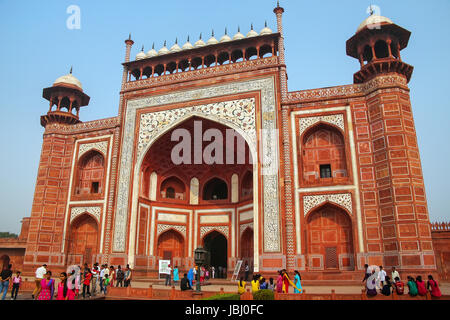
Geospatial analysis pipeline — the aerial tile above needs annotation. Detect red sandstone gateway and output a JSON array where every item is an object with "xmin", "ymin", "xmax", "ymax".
[{"xmin": 1, "ymin": 3, "xmax": 448, "ymax": 286}]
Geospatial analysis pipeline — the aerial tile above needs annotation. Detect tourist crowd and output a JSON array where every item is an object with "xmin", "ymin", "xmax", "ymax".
[
  {"xmin": 363, "ymin": 264, "xmax": 442, "ymax": 298},
  {"xmin": 0, "ymin": 262, "xmax": 132, "ymax": 300}
]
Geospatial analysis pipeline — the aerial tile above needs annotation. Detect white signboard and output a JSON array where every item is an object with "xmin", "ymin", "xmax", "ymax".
[
  {"xmin": 159, "ymin": 260, "xmax": 171, "ymax": 275},
  {"xmin": 231, "ymin": 260, "xmax": 243, "ymax": 281}
]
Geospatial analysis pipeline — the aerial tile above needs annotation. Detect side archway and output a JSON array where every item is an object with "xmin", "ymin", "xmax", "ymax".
[
  {"xmin": 68, "ymin": 213, "xmax": 99, "ymax": 266},
  {"xmin": 157, "ymin": 229, "xmax": 185, "ymax": 264},
  {"xmin": 306, "ymin": 203, "xmax": 354, "ymax": 270}
]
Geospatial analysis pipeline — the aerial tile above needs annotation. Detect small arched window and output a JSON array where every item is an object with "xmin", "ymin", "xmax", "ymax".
[
  {"xmin": 166, "ymin": 187, "xmax": 175, "ymax": 199},
  {"xmin": 203, "ymin": 178, "xmax": 228, "ymax": 200}
]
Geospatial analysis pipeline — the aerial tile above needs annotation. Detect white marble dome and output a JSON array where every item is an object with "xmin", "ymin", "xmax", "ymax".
[
  {"xmin": 246, "ymin": 25, "xmax": 258, "ymax": 38},
  {"xmin": 146, "ymin": 44, "xmax": 158, "ymax": 58},
  {"xmin": 170, "ymin": 40, "xmax": 181, "ymax": 52},
  {"xmin": 260, "ymin": 22, "xmax": 272, "ymax": 35},
  {"xmin": 182, "ymin": 37, "xmax": 194, "ymax": 50},
  {"xmin": 232, "ymin": 27, "xmax": 245, "ymax": 41},
  {"xmin": 136, "ymin": 46, "xmax": 147, "ymax": 60},
  {"xmin": 53, "ymin": 72, "xmax": 83, "ymax": 90},
  {"xmin": 158, "ymin": 41, "xmax": 170, "ymax": 55},
  {"xmin": 357, "ymin": 15, "xmax": 393, "ymax": 33},
  {"xmin": 194, "ymin": 34, "xmax": 206, "ymax": 48}
]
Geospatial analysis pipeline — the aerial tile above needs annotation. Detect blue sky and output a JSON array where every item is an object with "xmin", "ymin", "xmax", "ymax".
[{"xmin": 0, "ymin": 0, "xmax": 449, "ymax": 233}]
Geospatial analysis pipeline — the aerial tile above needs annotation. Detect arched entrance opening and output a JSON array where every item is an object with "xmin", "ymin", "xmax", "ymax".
[
  {"xmin": 157, "ymin": 229, "xmax": 184, "ymax": 265},
  {"xmin": 0, "ymin": 255, "xmax": 10, "ymax": 271},
  {"xmin": 306, "ymin": 203, "xmax": 354, "ymax": 270},
  {"xmin": 203, "ymin": 231, "xmax": 228, "ymax": 277},
  {"xmin": 68, "ymin": 214, "xmax": 99, "ymax": 266},
  {"xmin": 203, "ymin": 177, "xmax": 228, "ymax": 200},
  {"xmin": 240, "ymin": 228, "xmax": 254, "ymax": 267}
]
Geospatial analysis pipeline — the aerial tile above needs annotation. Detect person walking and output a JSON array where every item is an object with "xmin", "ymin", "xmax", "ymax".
[
  {"xmin": 211, "ymin": 266, "xmax": 215, "ymax": 279},
  {"xmin": 244, "ymin": 262, "xmax": 250, "ymax": 281},
  {"xmin": 32, "ymin": 264, "xmax": 47, "ymax": 299},
  {"xmin": 294, "ymin": 271, "xmax": 303, "ymax": 294},
  {"xmin": 103, "ymin": 274, "xmax": 111, "ymax": 295},
  {"xmin": 91, "ymin": 263, "xmax": 99, "ymax": 295},
  {"xmin": 10, "ymin": 271, "xmax": 21, "ymax": 300},
  {"xmin": 57, "ymin": 272, "xmax": 75, "ymax": 300},
  {"xmin": 99, "ymin": 264, "xmax": 106, "ymax": 293},
  {"xmin": 165, "ymin": 264, "xmax": 172, "ymax": 286},
  {"xmin": 36, "ymin": 271, "xmax": 55, "ymax": 300},
  {"xmin": 416, "ymin": 275, "xmax": 427, "ymax": 296},
  {"xmin": 82, "ymin": 268, "xmax": 92, "ymax": 299},
  {"xmin": 377, "ymin": 266, "xmax": 387, "ymax": 289},
  {"xmin": 187, "ymin": 267, "xmax": 194, "ymax": 288},
  {"xmin": 427, "ymin": 275, "xmax": 442, "ymax": 298},
  {"xmin": 109, "ymin": 266, "xmax": 115, "ymax": 288},
  {"xmin": 116, "ymin": 265, "xmax": 124, "ymax": 287},
  {"xmin": 173, "ymin": 266, "xmax": 179, "ymax": 285},
  {"xmin": 0, "ymin": 264, "xmax": 12, "ymax": 300},
  {"xmin": 282, "ymin": 270, "xmax": 299, "ymax": 293},
  {"xmin": 276, "ymin": 270, "xmax": 283, "ymax": 293},
  {"xmin": 124, "ymin": 265, "xmax": 132, "ymax": 287}
]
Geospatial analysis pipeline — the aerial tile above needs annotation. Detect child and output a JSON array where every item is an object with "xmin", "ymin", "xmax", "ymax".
[
  {"xmin": 82, "ymin": 268, "xmax": 92, "ymax": 299},
  {"xmin": 11, "ymin": 271, "xmax": 22, "ymax": 300},
  {"xmin": 103, "ymin": 274, "xmax": 111, "ymax": 295},
  {"xmin": 393, "ymin": 277, "xmax": 404, "ymax": 295},
  {"xmin": 407, "ymin": 276, "xmax": 418, "ymax": 297},
  {"xmin": 259, "ymin": 277, "xmax": 268, "ymax": 290},
  {"xmin": 237, "ymin": 277, "xmax": 246, "ymax": 295}
]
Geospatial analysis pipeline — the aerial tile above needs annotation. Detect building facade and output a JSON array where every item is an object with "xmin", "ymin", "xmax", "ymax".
[{"xmin": 3, "ymin": 5, "xmax": 440, "ymax": 278}]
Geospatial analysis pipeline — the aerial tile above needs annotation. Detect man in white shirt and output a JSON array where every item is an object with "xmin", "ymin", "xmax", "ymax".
[
  {"xmin": 32, "ymin": 264, "xmax": 47, "ymax": 300},
  {"xmin": 391, "ymin": 266, "xmax": 400, "ymax": 281},
  {"xmin": 99, "ymin": 264, "xmax": 106, "ymax": 293},
  {"xmin": 377, "ymin": 265, "xmax": 387, "ymax": 288}
]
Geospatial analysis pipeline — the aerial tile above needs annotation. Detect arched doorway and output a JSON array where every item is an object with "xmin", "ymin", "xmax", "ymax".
[
  {"xmin": 68, "ymin": 214, "xmax": 99, "ymax": 266},
  {"xmin": 306, "ymin": 203, "xmax": 354, "ymax": 270},
  {"xmin": 203, "ymin": 178, "xmax": 228, "ymax": 200},
  {"xmin": 203, "ymin": 231, "xmax": 228, "ymax": 276},
  {"xmin": 157, "ymin": 230, "xmax": 184, "ymax": 265},
  {"xmin": 0, "ymin": 255, "xmax": 10, "ymax": 271},
  {"xmin": 240, "ymin": 228, "xmax": 253, "ymax": 266}
]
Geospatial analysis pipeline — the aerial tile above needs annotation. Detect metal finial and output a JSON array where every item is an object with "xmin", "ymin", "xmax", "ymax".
[
  {"xmin": 238, "ymin": 26, "xmax": 240, "ymax": 32},
  {"xmin": 369, "ymin": 5, "xmax": 374, "ymax": 15},
  {"xmin": 265, "ymin": 21, "xmax": 268, "ymax": 27},
  {"xmin": 187, "ymin": 35, "xmax": 190, "ymax": 42},
  {"xmin": 164, "ymin": 40, "xmax": 166, "ymax": 47},
  {"xmin": 128, "ymin": 33, "xmax": 131, "ymax": 40},
  {"xmin": 152, "ymin": 42, "xmax": 155, "ymax": 49},
  {"xmin": 175, "ymin": 37, "xmax": 178, "ymax": 44},
  {"xmin": 199, "ymin": 32, "xmax": 202, "ymax": 39},
  {"xmin": 251, "ymin": 23, "xmax": 254, "ymax": 30},
  {"xmin": 225, "ymin": 27, "xmax": 228, "ymax": 35},
  {"xmin": 212, "ymin": 29, "xmax": 214, "ymax": 37},
  {"xmin": 141, "ymin": 45, "xmax": 144, "ymax": 51},
  {"xmin": 277, "ymin": 0, "xmax": 280, "ymax": 7},
  {"xmin": 69, "ymin": 66, "xmax": 73, "ymax": 74}
]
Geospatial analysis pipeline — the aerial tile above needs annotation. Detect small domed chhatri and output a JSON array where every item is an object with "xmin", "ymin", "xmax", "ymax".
[
  {"xmin": 356, "ymin": 14, "xmax": 393, "ymax": 33},
  {"xmin": 182, "ymin": 36, "xmax": 194, "ymax": 50},
  {"xmin": 260, "ymin": 21, "xmax": 273, "ymax": 35},
  {"xmin": 170, "ymin": 38, "xmax": 182, "ymax": 52},
  {"xmin": 136, "ymin": 46, "xmax": 147, "ymax": 60},
  {"xmin": 219, "ymin": 28, "xmax": 232, "ymax": 43},
  {"xmin": 146, "ymin": 43, "xmax": 158, "ymax": 58},
  {"xmin": 158, "ymin": 41, "xmax": 170, "ymax": 55},
  {"xmin": 207, "ymin": 30, "xmax": 219, "ymax": 45},
  {"xmin": 232, "ymin": 26, "xmax": 245, "ymax": 40},
  {"xmin": 53, "ymin": 68, "xmax": 83, "ymax": 91},
  {"xmin": 194, "ymin": 33, "xmax": 206, "ymax": 48},
  {"xmin": 246, "ymin": 24, "xmax": 259, "ymax": 38}
]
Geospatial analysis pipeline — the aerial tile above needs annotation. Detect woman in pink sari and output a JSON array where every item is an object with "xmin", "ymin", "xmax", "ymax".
[
  {"xmin": 276, "ymin": 270, "xmax": 283, "ymax": 293},
  {"xmin": 36, "ymin": 271, "xmax": 55, "ymax": 300},
  {"xmin": 56, "ymin": 272, "xmax": 75, "ymax": 300}
]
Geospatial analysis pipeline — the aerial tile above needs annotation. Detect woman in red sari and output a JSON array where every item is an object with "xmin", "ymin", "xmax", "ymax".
[
  {"xmin": 281, "ymin": 270, "xmax": 300, "ymax": 293},
  {"xmin": 427, "ymin": 275, "xmax": 442, "ymax": 298},
  {"xmin": 36, "ymin": 271, "xmax": 55, "ymax": 300}
]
